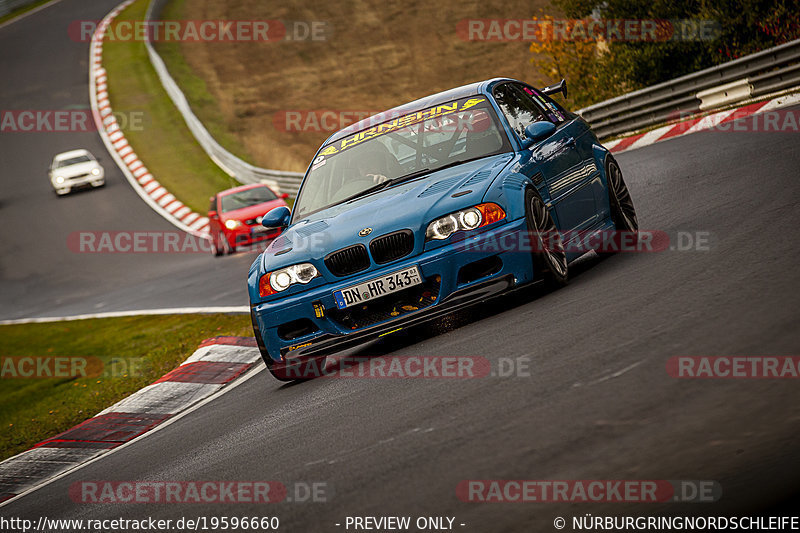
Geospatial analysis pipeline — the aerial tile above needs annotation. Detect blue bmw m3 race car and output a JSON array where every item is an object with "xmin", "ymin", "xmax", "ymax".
[{"xmin": 248, "ymin": 77, "xmax": 638, "ymax": 380}]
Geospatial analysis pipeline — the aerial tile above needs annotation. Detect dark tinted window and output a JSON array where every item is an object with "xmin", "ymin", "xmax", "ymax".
[
  {"xmin": 493, "ymin": 83, "xmax": 547, "ymax": 140},
  {"xmin": 515, "ymin": 83, "xmax": 567, "ymax": 124},
  {"xmin": 56, "ymin": 155, "xmax": 92, "ymax": 168},
  {"xmin": 220, "ymin": 186, "xmax": 278, "ymax": 213}
]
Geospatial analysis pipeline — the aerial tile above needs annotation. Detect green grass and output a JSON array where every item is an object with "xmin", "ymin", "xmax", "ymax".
[
  {"xmin": 0, "ymin": 313, "xmax": 252, "ymax": 462},
  {"xmin": 155, "ymin": 0, "xmax": 258, "ymax": 166},
  {"xmin": 0, "ymin": 0, "xmax": 54, "ymax": 25},
  {"xmin": 102, "ymin": 0, "xmax": 238, "ymax": 213}
]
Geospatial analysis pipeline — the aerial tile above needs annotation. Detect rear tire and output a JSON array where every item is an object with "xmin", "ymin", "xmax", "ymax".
[
  {"xmin": 601, "ymin": 157, "xmax": 638, "ymax": 256},
  {"xmin": 606, "ymin": 157, "xmax": 638, "ymax": 232},
  {"xmin": 525, "ymin": 188, "xmax": 568, "ymax": 288}
]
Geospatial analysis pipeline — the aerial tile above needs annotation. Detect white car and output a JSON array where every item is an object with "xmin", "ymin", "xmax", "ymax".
[{"xmin": 49, "ymin": 149, "xmax": 105, "ymax": 196}]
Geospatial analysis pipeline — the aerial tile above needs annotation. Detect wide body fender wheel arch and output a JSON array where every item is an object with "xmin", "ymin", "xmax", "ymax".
[{"xmin": 524, "ymin": 187, "xmax": 568, "ymax": 289}]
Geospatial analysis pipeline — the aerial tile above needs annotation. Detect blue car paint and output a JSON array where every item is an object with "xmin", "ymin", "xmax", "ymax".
[{"xmin": 249, "ymin": 77, "xmax": 619, "ymax": 365}]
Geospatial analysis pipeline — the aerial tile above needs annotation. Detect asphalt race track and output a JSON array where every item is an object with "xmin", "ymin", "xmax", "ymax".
[
  {"xmin": 2, "ymin": 1, "xmax": 800, "ymax": 531},
  {"xmin": 0, "ymin": 0, "xmax": 253, "ymax": 321}
]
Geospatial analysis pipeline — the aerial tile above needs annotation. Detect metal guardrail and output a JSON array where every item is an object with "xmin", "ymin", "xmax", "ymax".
[
  {"xmin": 144, "ymin": 0, "xmax": 304, "ymax": 196},
  {"xmin": 0, "ymin": 0, "xmax": 40, "ymax": 17},
  {"xmin": 578, "ymin": 39, "xmax": 800, "ymax": 139}
]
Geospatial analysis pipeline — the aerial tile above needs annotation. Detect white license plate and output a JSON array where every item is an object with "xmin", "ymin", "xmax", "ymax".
[{"xmin": 333, "ymin": 266, "xmax": 422, "ymax": 310}]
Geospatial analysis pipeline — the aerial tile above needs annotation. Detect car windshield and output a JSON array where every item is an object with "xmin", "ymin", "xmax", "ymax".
[
  {"xmin": 292, "ymin": 96, "xmax": 509, "ymax": 220},
  {"xmin": 56, "ymin": 155, "xmax": 92, "ymax": 167},
  {"xmin": 220, "ymin": 186, "xmax": 278, "ymax": 213}
]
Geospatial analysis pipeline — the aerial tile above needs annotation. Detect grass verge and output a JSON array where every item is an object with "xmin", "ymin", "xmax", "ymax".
[
  {"xmin": 102, "ymin": 0, "xmax": 237, "ymax": 213},
  {"xmin": 0, "ymin": 313, "xmax": 252, "ymax": 462},
  {"xmin": 155, "ymin": 0, "xmax": 258, "ymax": 166},
  {"xmin": 0, "ymin": 0, "xmax": 54, "ymax": 25}
]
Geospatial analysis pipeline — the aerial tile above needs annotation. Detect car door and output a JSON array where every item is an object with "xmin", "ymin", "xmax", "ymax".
[{"xmin": 499, "ymin": 82, "xmax": 599, "ymax": 231}]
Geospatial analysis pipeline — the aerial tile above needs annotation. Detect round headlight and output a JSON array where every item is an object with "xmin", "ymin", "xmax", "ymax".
[
  {"xmin": 55, "ymin": 176, "xmax": 64, "ymax": 184},
  {"xmin": 91, "ymin": 168, "xmax": 100, "ymax": 176},
  {"xmin": 428, "ymin": 215, "xmax": 458, "ymax": 240},
  {"xmin": 293, "ymin": 264, "xmax": 318, "ymax": 284},
  {"xmin": 224, "ymin": 219, "xmax": 241, "ymax": 230},
  {"xmin": 460, "ymin": 209, "xmax": 482, "ymax": 230},
  {"xmin": 271, "ymin": 271, "xmax": 292, "ymax": 291}
]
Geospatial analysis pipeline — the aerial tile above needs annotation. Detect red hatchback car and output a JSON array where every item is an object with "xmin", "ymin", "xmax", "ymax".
[{"xmin": 208, "ymin": 183, "xmax": 289, "ymax": 255}]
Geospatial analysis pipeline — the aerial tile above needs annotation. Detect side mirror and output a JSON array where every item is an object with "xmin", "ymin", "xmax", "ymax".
[
  {"xmin": 542, "ymin": 79, "xmax": 568, "ymax": 99},
  {"xmin": 280, "ymin": 193, "xmax": 289, "ymax": 200},
  {"xmin": 520, "ymin": 121, "xmax": 556, "ymax": 149},
  {"xmin": 261, "ymin": 206, "xmax": 291, "ymax": 230},
  {"xmin": 208, "ymin": 210, "xmax": 218, "ymax": 218}
]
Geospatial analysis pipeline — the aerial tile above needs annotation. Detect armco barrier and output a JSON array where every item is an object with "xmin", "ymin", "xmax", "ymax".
[{"xmin": 578, "ymin": 39, "xmax": 800, "ymax": 139}]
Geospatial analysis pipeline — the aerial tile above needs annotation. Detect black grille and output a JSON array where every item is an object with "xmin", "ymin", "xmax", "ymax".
[
  {"xmin": 369, "ymin": 230, "xmax": 414, "ymax": 264},
  {"xmin": 325, "ymin": 244, "xmax": 370, "ymax": 277}
]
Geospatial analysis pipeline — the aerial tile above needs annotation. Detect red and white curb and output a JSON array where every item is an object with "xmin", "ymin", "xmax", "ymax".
[
  {"xmin": 0, "ymin": 336, "xmax": 261, "ymax": 506},
  {"xmin": 605, "ymin": 90, "xmax": 800, "ymax": 155},
  {"xmin": 89, "ymin": 0, "xmax": 209, "ymax": 237}
]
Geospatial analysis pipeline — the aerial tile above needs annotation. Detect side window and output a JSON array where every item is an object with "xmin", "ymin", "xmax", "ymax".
[
  {"xmin": 493, "ymin": 83, "xmax": 547, "ymax": 141},
  {"xmin": 516, "ymin": 84, "xmax": 567, "ymax": 124}
]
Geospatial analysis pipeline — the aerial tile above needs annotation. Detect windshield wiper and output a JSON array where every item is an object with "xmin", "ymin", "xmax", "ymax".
[
  {"xmin": 340, "ymin": 158, "xmax": 488, "ymax": 205},
  {"xmin": 340, "ymin": 180, "xmax": 395, "ymax": 204}
]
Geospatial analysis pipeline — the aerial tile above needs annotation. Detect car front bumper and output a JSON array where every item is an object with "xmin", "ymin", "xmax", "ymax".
[
  {"xmin": 226, "ymin": 226, "xmax": 281, "ymax": 249},
  {"xmin": 52, "ymin": 173, "xmax": 104, "ymax": 192},
  {"xmin": 251, "ymin": 217, "xmax": 536, "ymax": 363}
]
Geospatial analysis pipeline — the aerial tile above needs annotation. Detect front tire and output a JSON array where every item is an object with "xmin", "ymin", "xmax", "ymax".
[
  {"xmin": 211, "ymin": 232, "xmax": 224, "ymax": 256},
  {"xmin": 251, "ymin": 308, "xmax": 326, "ymax": 381},
  {"xmin": 525, "ymin": 188, "xmax": 568, "ymax": 288}
]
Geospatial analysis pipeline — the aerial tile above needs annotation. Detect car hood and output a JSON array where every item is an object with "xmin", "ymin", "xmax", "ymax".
[
  {"xmin": 52, "ymin": 162, "xmax": 98, "ymax": 177},
  {"xmin": 221, "ymin": 199, "xmax": 286, "ymax": 222},
  {"xmin": 260, "ymin": 153, "xmax": 513, "ymax": 271}
]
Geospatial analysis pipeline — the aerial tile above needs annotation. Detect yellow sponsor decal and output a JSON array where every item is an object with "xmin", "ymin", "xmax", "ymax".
[
  {"xmin": 288, "ymin": 342, "xmax": 313, "ymax": 352},
  {"xmin": 326, "ymin": 97, "xmax": 487, "ymax": 154}
]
